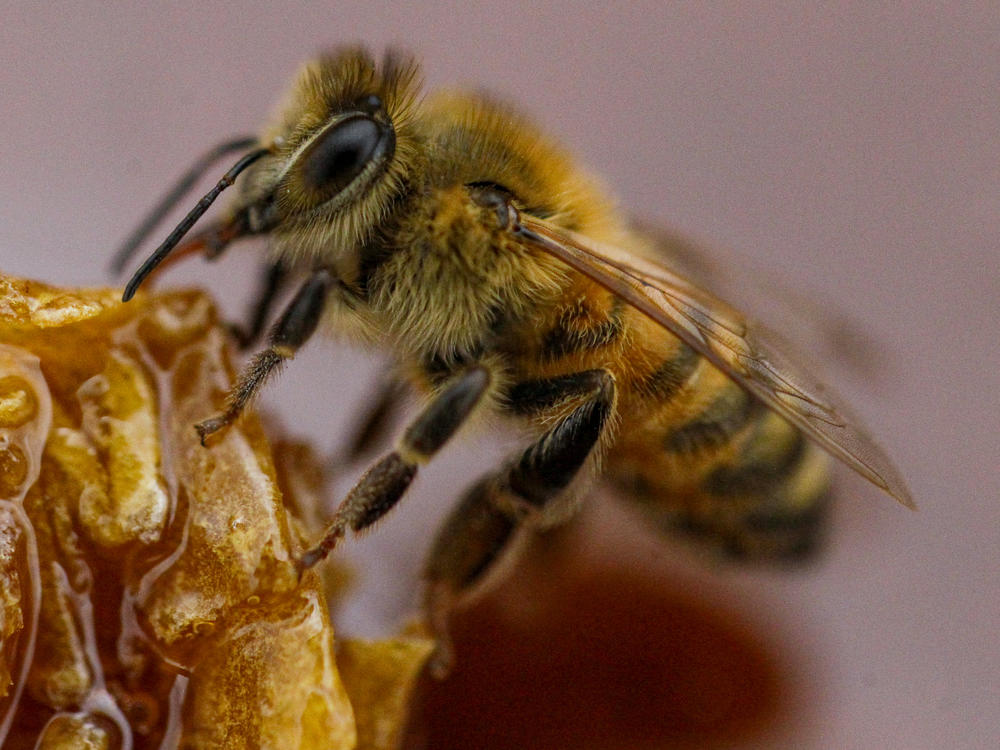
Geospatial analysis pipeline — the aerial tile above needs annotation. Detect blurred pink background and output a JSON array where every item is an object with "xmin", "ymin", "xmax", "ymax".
[{"xmin": 1, "ymin": 3, "xmax": 997, "ymax": 748}]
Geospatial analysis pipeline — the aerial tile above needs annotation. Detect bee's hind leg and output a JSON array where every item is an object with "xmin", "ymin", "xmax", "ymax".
[
  {"xmin": 423, "ymin": 369, "xmax": 615, "ymax": 678},
  {"xmin": 195, "ymin": 268, "xmax": 334, "ymax": 444}
]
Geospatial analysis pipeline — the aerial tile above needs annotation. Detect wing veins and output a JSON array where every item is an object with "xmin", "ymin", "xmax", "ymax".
[{"xmin": 516, "ymin": 216, "xmax": 913, "ymax": 508}]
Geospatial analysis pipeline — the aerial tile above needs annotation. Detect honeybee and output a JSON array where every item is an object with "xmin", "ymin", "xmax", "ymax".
[{"xmin": 115, "ymin": 47, "xmax": 912, "ymax": 673}]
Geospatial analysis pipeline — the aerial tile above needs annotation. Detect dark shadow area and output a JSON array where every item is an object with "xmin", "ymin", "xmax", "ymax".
[{"xmin": 407, "ymin": 508, "xmax": 800, "ymax": 749}]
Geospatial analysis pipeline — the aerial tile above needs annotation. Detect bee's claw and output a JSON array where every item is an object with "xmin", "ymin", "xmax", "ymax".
[
  {"xmin": 292, "ymin": 556, "xmax": 309, "ymax": 585},
  {"xmin": 296, "ymin": 545, "xmax": 327, "ymax": 571},
  {"xmin": 427, "ymin": 639, "xmax": 455, "ymax": 681},
  {"xmin": 194, "ymin": 415, "xmax": 228, "ymax": 446},
  {"xmin": 424, "ymin": 582, "xmax": 458, "ymax": 680}
]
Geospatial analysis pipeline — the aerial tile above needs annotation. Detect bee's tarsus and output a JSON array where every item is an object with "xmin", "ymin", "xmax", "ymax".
[
  {"xmin": 193, "ymin": 269, "xmax": 334, "ymax": 445},
  {"xmin": 297, "ymin": 527, "xmax": 347, "ymax": 570},
  {"xmin": 424, "ymin": 581, "xmax": 457, "ymax": 680},
  {"xmin": 194, "ymin": 415, "xmax": 228, "ymax": 446}
]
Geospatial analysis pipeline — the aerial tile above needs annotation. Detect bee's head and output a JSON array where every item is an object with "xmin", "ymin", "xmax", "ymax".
[
  {"xmin": 245, "ymin": 48, "xmax": 422, "ymax": 260},
  {"xmin": 117, "ymin": 47, "xmax": 421, "ymax": 300}
]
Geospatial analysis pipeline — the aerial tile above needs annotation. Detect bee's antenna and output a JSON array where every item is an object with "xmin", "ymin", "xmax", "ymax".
[
  {"xmin": 121, "ymin": 146, "xmax": 271, "ymax": 302},
  {"xmin": 110, "ymin": 136, "xmax": 259, "ymax": 276}
]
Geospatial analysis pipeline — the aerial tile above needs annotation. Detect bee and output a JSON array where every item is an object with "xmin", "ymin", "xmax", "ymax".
[{"xmin": 114, "ymin": 47, "xmax": 912, "ymax": 674}]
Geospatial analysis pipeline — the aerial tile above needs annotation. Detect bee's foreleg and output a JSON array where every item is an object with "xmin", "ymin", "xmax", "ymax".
[
  {"xmin": 297, "ymin": 366, "xmax": 491, "ymax": 570},
  {"xmin": 423, "ymin": 369, "xmax": 615, "ymax": 678},
  {"xmin": 194, "ymin": 268, "xmax": 334, "ymax": 444},
  {"xmin": 227, "ymin": 259, "xmax": 290, "ymax": 350}
]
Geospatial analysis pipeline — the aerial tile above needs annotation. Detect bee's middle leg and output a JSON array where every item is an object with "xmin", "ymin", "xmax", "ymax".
[
  {"xmin": 297, "ymin": 365, "xmax": 492, "ymax": 570},
  {"xmin": 333, "ymin": 376, "xmax": 409, "ymax": 467},
  {"xmin": 423, "ymin": 369, "xmax": 616, "ymax": 676}
]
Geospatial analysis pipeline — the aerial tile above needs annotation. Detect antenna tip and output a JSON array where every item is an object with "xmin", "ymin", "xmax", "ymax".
[{"xmin": 121, "ymin": 281, "xmax": 139, "ymax": 302}]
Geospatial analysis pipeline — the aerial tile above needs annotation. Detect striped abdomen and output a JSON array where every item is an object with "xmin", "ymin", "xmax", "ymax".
[
  {"xmin": 501, "ymin": 279, "xmax": 832, "ymax": 561},
  {"xmin": 610, "ymin": 353, "xmax": 832, "ymax": 560}
]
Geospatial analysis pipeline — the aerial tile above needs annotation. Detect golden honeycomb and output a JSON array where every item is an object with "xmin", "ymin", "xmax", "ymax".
[{"xmin": 0, "ymin": 275, "xmax": 430, "ymax": 749}]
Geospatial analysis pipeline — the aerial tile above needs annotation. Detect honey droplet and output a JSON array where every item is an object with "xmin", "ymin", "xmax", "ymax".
[{"xmin": 0, "ymin": 376, "xmax": 38, "ymax": 429}]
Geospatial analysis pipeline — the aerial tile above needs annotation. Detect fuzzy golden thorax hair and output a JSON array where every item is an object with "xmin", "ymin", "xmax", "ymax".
[{"xmin": 362, "ymin": 90, "xmax": 630, "ymax": 359}]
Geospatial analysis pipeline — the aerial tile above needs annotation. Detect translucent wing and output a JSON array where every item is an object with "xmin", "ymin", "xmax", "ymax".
[
  {"xmin": 516, "ymin": 215, "xmax": 913, "ymax": 508},
  {"xmin": 627, "ymin": 222, "xmax": 887, "ymax": 381}
]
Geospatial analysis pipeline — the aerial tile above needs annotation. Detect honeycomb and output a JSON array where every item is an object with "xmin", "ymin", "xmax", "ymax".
[{"xmin": 0, "ymin": 275, "xmax": 430, "ymax": 749}]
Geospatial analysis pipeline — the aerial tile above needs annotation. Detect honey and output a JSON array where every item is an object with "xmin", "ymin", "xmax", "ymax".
[{"xmin": 0, "ymin": 275, "xmax": 430, "ymax": 749}]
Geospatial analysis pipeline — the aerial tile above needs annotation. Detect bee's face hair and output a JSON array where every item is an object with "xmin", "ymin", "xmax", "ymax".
[{"xmin": 245, "ymin": 47, "xmax": 424, "ymax": 264}]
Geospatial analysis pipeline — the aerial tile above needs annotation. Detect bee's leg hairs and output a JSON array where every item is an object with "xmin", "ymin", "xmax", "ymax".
[
  {"xmin": 298, "ymin": 365, "xmax": 493, "ymax": 569},
  {"xmin": 423, "ymin": 368, "xmax": 615, "ymax": 677},
  {"xmin": 195, "ymin": 267, "xmax": 335, "ymax": 443}
]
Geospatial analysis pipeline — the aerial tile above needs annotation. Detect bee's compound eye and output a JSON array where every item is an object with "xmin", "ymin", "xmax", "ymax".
[{"xmin": 301, "ymin": 115, "xmax": 382, "ymax": 196}]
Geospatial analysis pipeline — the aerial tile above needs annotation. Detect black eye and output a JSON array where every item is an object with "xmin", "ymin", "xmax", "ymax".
[{"xmin": 300, "ymin": 115, "xmax": 384, "ymax": 196}]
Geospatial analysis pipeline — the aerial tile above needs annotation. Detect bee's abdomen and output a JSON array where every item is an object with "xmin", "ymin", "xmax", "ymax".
[
  {"xmin": 696, "ymin": 407, "xmax": 830, "ymax": 560},
  {"xmin": 611, "ymin": 348, "xmax": 831, "ymax": 561},
  {"xmin": 488, "ymin": 278, "xmax": 831, "ymax": 561},
  {"xmin": 662, "ymin": 381, "xmax": 766, "ymax": 455}
]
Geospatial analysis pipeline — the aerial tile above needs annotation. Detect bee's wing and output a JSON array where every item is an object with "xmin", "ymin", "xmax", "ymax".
[
  {"xmin": 628, "ymin": 223, "xmax": 886, "ymax": 381},
  {"xmin": 517, "ymin": 216, "xmax": 914, "ymax": 508}
]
